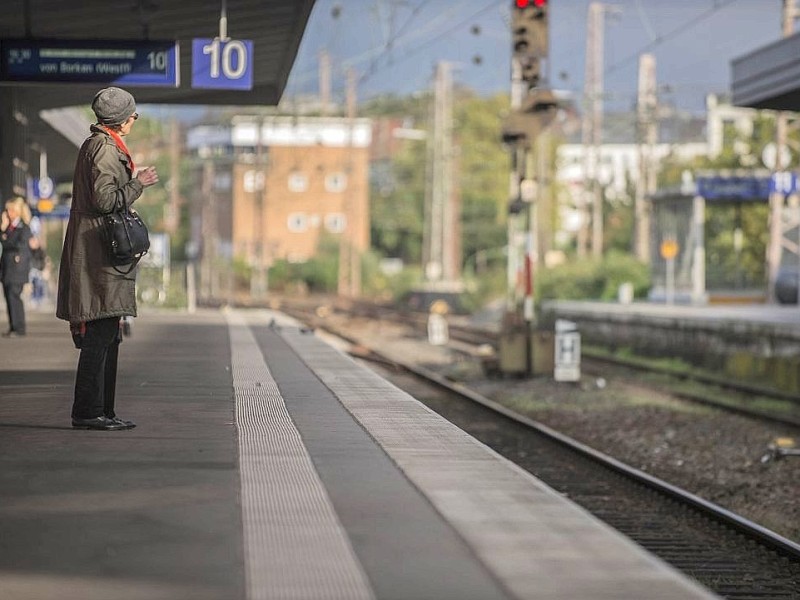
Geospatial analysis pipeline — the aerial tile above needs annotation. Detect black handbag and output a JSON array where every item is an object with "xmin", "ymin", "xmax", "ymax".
[{"xmin": 104, "ymin": 201, "xmax": 149, "ymax": 273}]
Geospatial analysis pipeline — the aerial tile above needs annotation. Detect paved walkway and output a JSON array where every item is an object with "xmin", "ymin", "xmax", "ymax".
[
  {"xmin": 0, "ymin": 309, "xmax": 243, "ymax": 600},
  {"xmin": 0, "ymin": 309, "xmax": 718, "ymax": 600}
]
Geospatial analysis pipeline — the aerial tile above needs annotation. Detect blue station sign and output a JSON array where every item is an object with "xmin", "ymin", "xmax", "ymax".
[
  {"xmin": 0, "ymin": 39, "xmax": 179, "ymax": 87},
  {"xmin": 696, "ymin": 176, "xmax": 771, "ymax": 203},
  {"xmin": 192, "ymin": 38, "xmax": 253, "ymax": 90}
]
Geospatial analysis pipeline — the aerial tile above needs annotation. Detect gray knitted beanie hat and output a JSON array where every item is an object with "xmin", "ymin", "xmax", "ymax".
[{"xmin": 92, "ymin": 87, "xmax": 136, "ymax": 126}]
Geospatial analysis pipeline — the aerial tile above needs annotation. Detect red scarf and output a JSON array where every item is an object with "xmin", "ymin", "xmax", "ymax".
[{"xmin": 100, "ymin": 125, "xmax": 136, "ymax": 173}]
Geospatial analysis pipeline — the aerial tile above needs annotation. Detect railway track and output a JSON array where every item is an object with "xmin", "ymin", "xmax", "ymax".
[
  {"xmin": 393, "ymin": 361, "xmax": 800, "ymax": 600},
  {"xmin": 283, "ymin": 299, "xmax": 800, "ymax": 429},
  {"xmin": 280, "ymin": 304, "xmax": 800, "ymax": 599}
]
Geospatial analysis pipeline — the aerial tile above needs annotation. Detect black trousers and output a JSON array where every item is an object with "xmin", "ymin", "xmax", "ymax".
[
  {"xmin": 2, "ymin": 282, "xmax": 25, "ymax": 333},
  {"xmin": 71, "ymin": 317, "xmax": 121, "ymax": 420}
]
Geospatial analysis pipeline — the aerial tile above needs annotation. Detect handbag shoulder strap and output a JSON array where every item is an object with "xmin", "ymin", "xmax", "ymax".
[{"xmin": 112, "ymin": 257, "xmax": 141, "ymax": 275}]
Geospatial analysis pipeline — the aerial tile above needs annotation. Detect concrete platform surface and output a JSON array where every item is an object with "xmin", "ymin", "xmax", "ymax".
[{"xmin": 0, "ymin": 308, "xmax": 718, "ymax": 600}]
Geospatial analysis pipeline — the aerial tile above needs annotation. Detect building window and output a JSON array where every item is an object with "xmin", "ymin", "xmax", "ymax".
[
  {"xmin": 288, "ymin": 171, "xmax": 308, "ymax": 192},
  {"xmin": 244, "ymin": 170, "xmax": 264, "ymax": 192},
  {"xmin": 214, "ymin": 172, "xmax": 232, "ymax": 191},
  {"xmin": 325, "ymin": 213, "xmax": 347, "ymax": 233},
  {"xmin": 287, "ymin": 213, "xmax": 308, "ymax": 232},
  {"xmin": 325, "ymin": 172, "xmax": 348, "ymax": 192}
]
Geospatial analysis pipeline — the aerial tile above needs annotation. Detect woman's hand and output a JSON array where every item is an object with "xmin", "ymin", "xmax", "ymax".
[
  {"xmin": 0, "ymin": 211, "xmax": 8, "ymax": 232},
  {"xmin": 136, "ymin": 166, "xmax": 159, "ymax": 188}
]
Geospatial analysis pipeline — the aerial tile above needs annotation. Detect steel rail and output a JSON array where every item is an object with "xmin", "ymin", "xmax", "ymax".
[
  {"xmin": 391, "ymin": 356, "xmax": 800, "ymax": 562},
  {"xmin": 322, "ymin": 300, "xmax": 800, "ymax": 428}
]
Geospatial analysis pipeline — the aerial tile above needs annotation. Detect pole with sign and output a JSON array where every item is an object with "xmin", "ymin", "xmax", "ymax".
[
  {"xmin": 192, "ymin": 2, "xmax": 253, "ymax": 91},
  {"xmin": 554, "ymin": 319, "xmax": 580, "ymax": 382},
  {"xmin": 661, "ymin": 238, "xmax": 679, "ymax": 305}
]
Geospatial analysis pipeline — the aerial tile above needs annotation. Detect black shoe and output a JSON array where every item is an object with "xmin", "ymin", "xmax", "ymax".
[
  {"xmin": 71, "ymin": 416, "xmax": 127, "ymax": 431},
  {"xmin": 107, "ymin": 416, "xmax": 136, "ymax": 429}
]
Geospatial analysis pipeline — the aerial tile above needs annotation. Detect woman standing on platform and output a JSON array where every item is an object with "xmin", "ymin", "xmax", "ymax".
[
  {"xmin": 57, "ymin": 87, "xmax": 159, "ymax": 431},
  {"xmin": 0, "ymin": 197, "xmax": 33, "ymax": 338}
]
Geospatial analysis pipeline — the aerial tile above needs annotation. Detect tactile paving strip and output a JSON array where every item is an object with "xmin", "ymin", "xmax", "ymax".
[{"xmin": 226, "ymin": 312, "xmax": 374, "ymax": 600}]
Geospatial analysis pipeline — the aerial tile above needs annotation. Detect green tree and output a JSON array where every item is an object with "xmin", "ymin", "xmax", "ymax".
[
  {"xmin": 363, "ymin": 94, "xmax": 429, "ymax": 264},
  {"xmin": 370, "ymin": 137, "xmax": 427, "ymax": 264},
  {"xmin": 364, "ymin": 91, "xmax": 511, "ymax": 275},
  {"xmin": 455, "ymin": 92, "xmax": 511, "ymax": 270},
  {"xmin": 127, "ymin": 116, "xmax": 194, "ymax": 261}
]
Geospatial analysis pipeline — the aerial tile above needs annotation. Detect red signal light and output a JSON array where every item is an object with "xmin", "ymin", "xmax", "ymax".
[{"xmin": 515, "ymin": 0, "xmax": 547, "ymax": 9}]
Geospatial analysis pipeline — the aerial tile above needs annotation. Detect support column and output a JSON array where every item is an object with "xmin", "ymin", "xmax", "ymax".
[
  {"xmin": 691, "ymin": 195, "xmax": 706, "ymax": 305},
  {"xmin": 0, "ymin": 88, "xmax": 30, "ymax": 201},
  {"xmin": 767, "ymin": 0, "xmax": 798, "ymax": 302},
  {"xmin": 635, "ymin": 54, "xmax": 657, "ymax": 264}
]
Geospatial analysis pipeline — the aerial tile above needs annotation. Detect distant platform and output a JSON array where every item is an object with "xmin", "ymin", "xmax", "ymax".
[{"xmin": 544, "ymin": 300, "xmax": 800, "ymax": 332}]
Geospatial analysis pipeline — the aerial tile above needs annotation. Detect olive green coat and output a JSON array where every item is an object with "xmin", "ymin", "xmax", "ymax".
[{"xmin": 56, "ymin": 125, "xmax": 144, "ymax": 323}]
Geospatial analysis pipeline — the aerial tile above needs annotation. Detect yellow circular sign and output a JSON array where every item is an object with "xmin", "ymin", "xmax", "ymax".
[
  {"xmin": 37, "ymin": 199, "xmax": 54, "ymax": 213},
  {"xmin": 660, "ymin": 239, "xmax": 679, "ymax": 260},
  {"xmin": 430, "ymin": 300, "xmax": 450, "ymax": 315}
]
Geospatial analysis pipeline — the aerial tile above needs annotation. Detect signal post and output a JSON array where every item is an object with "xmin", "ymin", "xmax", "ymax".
[{"xmin": 500, "ymin": 0, "xmax": 558, "ymax": 377}]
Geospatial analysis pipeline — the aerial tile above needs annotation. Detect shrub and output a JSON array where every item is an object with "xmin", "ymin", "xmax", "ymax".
[{"xmin": 537, "ymin": 252, "xmax": 650, "ymax": 301}]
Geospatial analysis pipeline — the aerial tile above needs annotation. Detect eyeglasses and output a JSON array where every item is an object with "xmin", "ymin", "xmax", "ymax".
[{"xmin": 131, "ymin": 112, "xmax": 139, "ymax": 121}]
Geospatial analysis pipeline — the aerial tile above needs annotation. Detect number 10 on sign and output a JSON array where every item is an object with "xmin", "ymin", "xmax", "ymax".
[{"xmin": 192, "ymin": 38, "xmax": 253, "ymax": 90}]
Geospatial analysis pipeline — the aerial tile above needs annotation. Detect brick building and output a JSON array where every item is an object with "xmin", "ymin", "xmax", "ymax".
[
  {"xmin": 230, "ymin": 117, "xmax": 371, "ymax": 265},
  {"xmin": 188, "ymin": 117, "xmax": 371, "ymax": 277}
]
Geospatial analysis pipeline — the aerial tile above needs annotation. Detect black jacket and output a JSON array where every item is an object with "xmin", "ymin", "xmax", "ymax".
[{"xmin": 0, "ymin": 222, "xmax": 32, "ymax": 285}]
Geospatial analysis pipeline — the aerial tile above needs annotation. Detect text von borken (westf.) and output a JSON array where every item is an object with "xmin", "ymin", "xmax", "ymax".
[{"xmin": 39, "ymin": 62, "xmax": 134, "ymax": 75}]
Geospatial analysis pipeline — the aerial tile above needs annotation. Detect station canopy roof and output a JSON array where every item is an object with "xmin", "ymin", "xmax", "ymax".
[
  {"xmin": 731, "ymin": 31, "xmax": 800, "ymax": 111},
  {"xmin": 0, "ymin": 0, "xmax": 316, "ymax": 112}
]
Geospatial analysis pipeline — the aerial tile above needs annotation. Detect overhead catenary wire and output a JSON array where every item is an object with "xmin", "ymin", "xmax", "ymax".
[
  {"xmin": 634, "ymin": 0, "xmax": 657, "ymax": 42},
  {"xmin": 290, "ymin": 0, "xmax": 502, "ymax": 102},
  {"xmin": 360, "ymin": 0, "xmax": 438, "ymax": 84},
  {"xmin": 358, "ymin": 0, "xmax": 498, "ymax": 86},
  {"xmin": 605, "ymin": 0, "xmax": 740, "ymax": 76},
  {"xmin": 289, "ymin": 1, "xmax": 467, "ymax": 91}
]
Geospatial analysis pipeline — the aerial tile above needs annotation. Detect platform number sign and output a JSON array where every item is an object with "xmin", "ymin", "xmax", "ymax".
[
  {"xmin": 192, "ymin": 38, "xmax": 253, "ymax": 90},
  {"xmin": 770, "ymin": 171, "xmax": 797, "ymax": 196}
]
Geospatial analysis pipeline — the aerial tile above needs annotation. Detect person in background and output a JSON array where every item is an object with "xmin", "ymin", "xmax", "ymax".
[
  {"xmin": 29, "ymin": 236, "xmax": 46, "ymax": 308},
  {"xmin": 57, "ymin": 87, "xmax": 159, "ymax": 431},
  {"xmin": 26, "ymin": 215, "xmax": 47, "ymax": 308},
  {"xmin": 0, "ymin": 197, "xmax": 33, "ymax": 338}
]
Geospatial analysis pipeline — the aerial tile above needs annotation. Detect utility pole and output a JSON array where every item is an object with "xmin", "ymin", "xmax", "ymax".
[
  {"xmin": 581, "ymin": 2, "xmax": 618, "ymax": 258},
  {"xmin": 167, "ymin": 117, "xmax": 181, "ymax": 234},
  {"xmin": 319, "ymin": 49, "xmax": 331, "ymax": 116},
  {"xmin": 200, "ymin": 159, "xmax": 213, "ymax": 301},
  {"xmin": 767, "ymin": 0, "xmax": 798, "ymax": 302},
  {"xmin": 424, "ymin": 61, "xmax": 455, "ymax": 284},
  {"xmin": 635, "ymin": 53, "xmax": 657, "ymax": 263},
  {"xmin": 250, "ymin": 120, "xmax": 267, "ymax": 302},
  {"xmin": 337, "ymin": 68, "xmax": 361, "ymax": 297}
]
